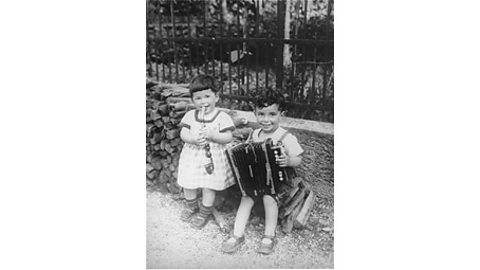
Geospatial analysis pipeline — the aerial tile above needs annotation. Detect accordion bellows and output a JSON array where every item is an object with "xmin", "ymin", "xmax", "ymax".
[{"xmin": 225, "ymin": 139, "xmax": 289, "ymax": 197}]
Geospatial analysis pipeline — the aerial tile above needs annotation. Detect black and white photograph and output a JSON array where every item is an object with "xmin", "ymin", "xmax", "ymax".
[
  {"xmin": 146, "ymin": 0, "xmax": 334, "ymax": 268},
  {"xmin": 4, "ymin": 1, "xmax": 480, "ymax": 270}
]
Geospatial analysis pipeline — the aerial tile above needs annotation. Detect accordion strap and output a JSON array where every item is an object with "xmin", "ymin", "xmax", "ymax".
[
  {"xmin": 246, "ymin": 129, "xmax": 254, "ymax": 143},
  {"xmin": 278, "ymin": 130, "xmax": 290, "ymax": 145}
]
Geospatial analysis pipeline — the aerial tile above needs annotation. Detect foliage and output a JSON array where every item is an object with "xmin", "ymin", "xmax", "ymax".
[
  {"xmin": 148, "ymin": 0, "xmax": 333, "ymax": 34},
  {"xmin": 294, "ymin": 16, "xmax": 333, "ymax": 62},
  {"xmin": 146, "ymin": 0, "xmax": 334, "ymax": 122}
]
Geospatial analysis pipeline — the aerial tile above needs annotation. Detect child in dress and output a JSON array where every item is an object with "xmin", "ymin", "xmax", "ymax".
[
  {"xmin": 221, "ymin": 89, "xmax": 304, "ymax": 254},
  {"xmin": 177, "ymin": 74, "xmax": 236, "ymax": 229}
]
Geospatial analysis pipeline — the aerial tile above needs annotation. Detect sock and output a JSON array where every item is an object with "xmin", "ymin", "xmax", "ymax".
[
  {"xmin": 186, "ymin": 198, "xmax": 199, "ymax": 212},
  {"xmin": 198, "ymin": 204, "xmax": 213, "ymax": 218}
]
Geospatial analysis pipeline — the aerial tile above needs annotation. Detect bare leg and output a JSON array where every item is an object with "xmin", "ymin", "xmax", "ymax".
[
  {"xmin": 183, "ymin": 188, "xmax": 197, "ymax": 200},
  {"xmin": 263, "ymin": 195, "xmax": 278, "ymax": 237},
  {"xmin": 201, "ymin": 188, "xmax": 216, "ymax": 207},
  {"xmin": 190, "ymin": 188, "xmax": 216, "ymax": 229},
  {"xmin": 221, "ymin": 196, "xmax": 253, "ymax": 253},
  {"xmin": 233, "ymin": 196, "xmax": 255, "ymax": 237},
  {"xmin": 257, "ymin": 195, "xmax": 278, "ymax": 254},
  {"xmin": 180, "ymin": 188, "xmax": 199, "ymax": 221}
]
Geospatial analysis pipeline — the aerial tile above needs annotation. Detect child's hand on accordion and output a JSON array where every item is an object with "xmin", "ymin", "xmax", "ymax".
[{"xmin": 275, "ymin": 153, "xmax": 290, "ymax": 167}]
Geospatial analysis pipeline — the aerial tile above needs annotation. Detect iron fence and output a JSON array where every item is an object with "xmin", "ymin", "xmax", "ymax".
[{"xmin": 147, "ymin": 0, "xmax": 334, "ymax": 121}]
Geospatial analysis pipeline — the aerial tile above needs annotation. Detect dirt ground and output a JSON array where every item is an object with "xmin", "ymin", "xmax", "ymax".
[
  {"xmin": 146, "ymin": 129, "xmax": 334, "ymax": 269},
  {"xmin": 147, "ymin": 191, "xmax": 333, "ymax": 269}
]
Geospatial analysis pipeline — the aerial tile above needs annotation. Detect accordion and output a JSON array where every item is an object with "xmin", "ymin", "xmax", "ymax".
[{"xmin": 226, "ymin": 138, "xmax": 292, "ymax": 197}]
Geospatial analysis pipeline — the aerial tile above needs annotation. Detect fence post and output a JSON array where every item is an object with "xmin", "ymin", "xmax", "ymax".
[{"xmin": 276, "ymin": 0, "xmax": 286, "ymax": 90}]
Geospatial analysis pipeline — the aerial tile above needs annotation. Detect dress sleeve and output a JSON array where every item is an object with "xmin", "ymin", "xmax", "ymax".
[
  {"xmin": 218, "ymin": 112, "xmax": 236, "ymax": 132},
  {"xmin": 178, "ymin": 110, "xmax": 194, "ymax": 129},
  {"xmin": 282, "ymin": 134, "xmax": 304, "ymax": 157}
]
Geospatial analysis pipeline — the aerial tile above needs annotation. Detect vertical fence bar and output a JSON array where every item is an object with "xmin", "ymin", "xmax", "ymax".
[
  {"xmin": 181, "ymin": 24, "xmax": 186, "ymax": 82},
  {"xmin": 245, "ymin": 44, "xmax": 250, "ymax": 95},
  {"xmin": 165, "ymin": 1, "xmax": 172, "ymax": 82},
  {"xmin": 303, "ymin": 0, "xmax": 308, "ymax": 31},
  {"xmin": 167, "ymin": 41, "xmax": 172, "ymax": 82},
  {"xmin": 228, "ymin": 41, "xmax": 232, "ymax": 94},
  {"xmin": 327, "ymin": 0, "xmax": 333, "ymax": 21},
  {"xmin": 276, "ymin": 0, "xmax": 286, "ymax": 91},
  {"xmin": 300, "ymin": 0, "xmax": 308, "ymax": 100},
  {"xmin": 289, "ymin": 40, "xmax": 295, "ymax": 103},
  {"xmin": 196, "ymin": 37, "xmax": 200, "ymax": 75},
  {"xmin": 300, "ymin": 44, "xmax": 306, "ymax": 101},
  {"xmin": 244, "ymin": 4, "xmax": 249, "ymax": 95},
  {"xmin": 209, "ymin": 3, "xmax": 216, "ymax": 77},
  {"xmin": 146, "ymin": 0, "xmax": 151, "ymax": 78},
  {"xmin": 227, "ymin": 3, "xmax": 233, "ymax": 95},
  {"xmin": 154, "ymin": 39, "xmax": 160, "ymax": 81},
  {"xmin": 203, "ymin": 0, "xmax": 208, "ymax": 74},
  {"xmin": 157, "ymin": 0, "xmax": 163, "ymax": 81},
  {"xmin": 255, "ymin": 41, "xmax": 259, "ymax": 91},
  {"xmin": 265, "ymin": 42, "xmax": 269, "ymax": 89},
  {"xmin": 255, "ymin": 0, "xmax": 260, "ymax": 91},
  {"xmin": 170, "ymin": 0, "xmax": 179, "ymax": 82},
  {"xmin": 149, "ymin": 2, "xmax": 153, "ymax": 78},
  {"xmin": 236, "ymin": 6, "xmax": 241, "ymax": 94},
  {"xmin": 236, "ymin": 41, "xmax": 241, "ymax": 94},
  {"xmin": 218, "ymin": 0, "xmax": 224, "ymax": 92},
  {"xmin": 322, "ymin": 64, "xmax": 328, "ymax": 102},
  {"xmin": 311, "ymin": 45, "xmax": 317, "ymax": 104},
  {"xmin": 196, "ymin": 10, "xmax": 200, "ymax": 76},
  {"xmin": 211, "ymin": 41, "xmax": 215, "ymax": 78},
  {"xmin": 292, "ymin": 1, "xmax": 300, "ymax": 101},
  {"xmin": 187, "ymin": 0, "xmax": 193, "ymax": 77},
  {"xmin": 255, "ymin": 0, "xmax": 260, "ymax": 36},
  {"xmin": 204, "ymin": 39, "xmax": 208, "ymax": 75},
  {"xmin": 329, "ymin": 64, "xmax": 334, "ymax": 102}
]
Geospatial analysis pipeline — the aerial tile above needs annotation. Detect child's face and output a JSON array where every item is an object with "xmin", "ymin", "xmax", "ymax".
[
  {"xmin": 191, "ymin": 89, "xmax": 219, "ymax": 114},
  {"xmin": 255, "ymin": 104, "xmax": 282, "ymax": 133}
]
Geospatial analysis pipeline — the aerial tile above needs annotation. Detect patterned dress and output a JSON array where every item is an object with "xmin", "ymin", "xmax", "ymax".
[{"xmin": 177, "ymin": 109, "xmax": 236, "ymax": 191}]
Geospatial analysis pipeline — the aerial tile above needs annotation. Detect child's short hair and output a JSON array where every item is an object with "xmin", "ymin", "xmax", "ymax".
[
  {"xmin": 254, "ymin": 88, "xmax": 286, "ymax": 111},
  {"xmin": 189, "ymin": 74, "xmax": 218, "ymax": 96}
]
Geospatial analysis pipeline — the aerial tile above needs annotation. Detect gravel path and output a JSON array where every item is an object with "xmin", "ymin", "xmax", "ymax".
[{"xmin": 147, "ymin": 191, "xmax": 334, "ymax": 269}]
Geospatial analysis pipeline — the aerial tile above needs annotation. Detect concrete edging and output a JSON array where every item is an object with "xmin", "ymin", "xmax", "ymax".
[{"xmin": 224, "ymin": 109, "xmax": 334, "ymax": 135}]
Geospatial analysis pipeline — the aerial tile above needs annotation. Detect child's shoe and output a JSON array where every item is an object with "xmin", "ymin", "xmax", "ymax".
[
  {"xmin": 221, "ymin": 235, "xmax": 245, "ymax": 253},
  {"xmin": 180, "ymin": 198, "xmax": 199, "ymax": 222},
  {"xmin": 180, "ymin": 208, "xmax": 198, "ymax": 222},
  {"xmin": 257, "ymin": 234, "xmax": 276, "ymax": 255},
  {"xmin": 191, "ymin": 204, "xmax": 212, "ymax": 229}
]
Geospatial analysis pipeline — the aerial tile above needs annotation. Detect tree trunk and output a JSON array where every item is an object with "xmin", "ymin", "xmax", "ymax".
[
  {"xmin": 283, "ymin": 0, "xmax": 292, "ymax": 67},
  {"xmin": 221, "ymin": 0, "xmax": 233, "ymax": 24},
  {"xmin": 327, "ymin": 0, "xmax": 334, "ymax": 20}
]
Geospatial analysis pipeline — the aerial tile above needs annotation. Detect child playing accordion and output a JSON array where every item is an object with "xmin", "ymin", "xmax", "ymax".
[{"xmin": 221, "ymin": 89, "xmax": 304, "ymax": 254}]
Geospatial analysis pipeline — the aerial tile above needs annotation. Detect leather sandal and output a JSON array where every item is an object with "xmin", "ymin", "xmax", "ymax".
[
  {"xmin": 258, "ymin": 235, "xmax": 276, "ymax": 255},
  {"xmin": 221, "ymin": 235, "xmax": 245, "ymax": 253},
  {"xmin": 191, "ymin": 213, "xmax": 210, "ymax": 229},
  {"xmin": 180, "ymin": 208, "xmax": 198, "ymax": 222}
]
